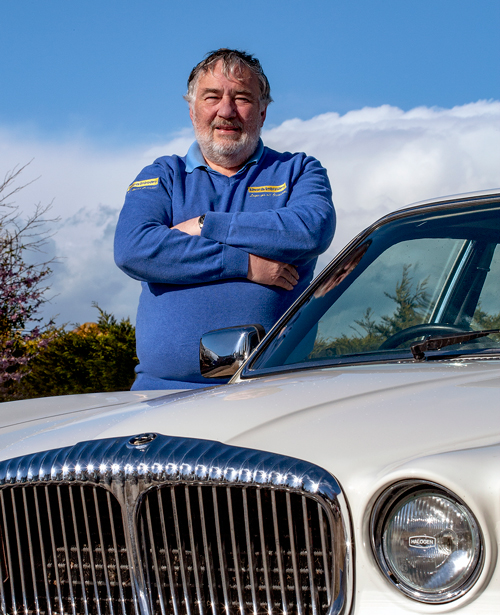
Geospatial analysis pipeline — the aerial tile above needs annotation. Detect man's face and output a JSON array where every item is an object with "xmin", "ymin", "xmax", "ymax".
[{"xmin": 190, "ymin": 61, "xmax": 267, "ymax": 170}]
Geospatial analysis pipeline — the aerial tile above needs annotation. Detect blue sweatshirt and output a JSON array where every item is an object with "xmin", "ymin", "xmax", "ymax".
[{"xmin": 114, "ymin": 140, "xmax": 335, "ymax": 389}]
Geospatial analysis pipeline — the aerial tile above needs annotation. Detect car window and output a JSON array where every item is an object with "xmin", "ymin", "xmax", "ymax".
[
  {"xmin": 308, "ymin": 238, "xmax": 465, "ymax": 360},
  {"xmin": 248, "ymin": 202, "xmax": 500, "ymax": 373},
  {"xmin": 471, "ymin": 245, "xmax": 500, "ymax": 330}
]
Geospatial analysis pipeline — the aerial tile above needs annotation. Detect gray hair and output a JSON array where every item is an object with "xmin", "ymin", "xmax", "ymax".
[{"xmin": 184, "ymin": 48, "xmax": 273, "ymax": 106}]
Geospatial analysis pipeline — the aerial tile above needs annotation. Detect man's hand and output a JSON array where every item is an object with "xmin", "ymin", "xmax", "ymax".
[
  {"xmin": 247, "ymin": 254, "xmax": 299, "ymax": 290},
  {"xmin": 171, "ymin": 217, "xmax": 202, "ymax": 236}
]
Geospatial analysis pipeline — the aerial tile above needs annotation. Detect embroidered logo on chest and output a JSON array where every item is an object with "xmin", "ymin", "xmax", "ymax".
[{"xmin": 248, "ymin": 182, "xmax": 287, "ymax": 197}]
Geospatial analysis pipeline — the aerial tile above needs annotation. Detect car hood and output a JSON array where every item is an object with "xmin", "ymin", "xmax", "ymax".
[{"xmin": 1, "ymin": 360, "xmax": 499, "ymax": 476}]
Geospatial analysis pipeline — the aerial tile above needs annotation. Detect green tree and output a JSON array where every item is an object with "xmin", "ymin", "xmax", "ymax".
[
  {"xmin": 472, "ymin": 306, "xmax": 500, "ymax": 331},
  {"xmin": 309, "ymin": 265, "xmax": 430, "ymax": 359}
]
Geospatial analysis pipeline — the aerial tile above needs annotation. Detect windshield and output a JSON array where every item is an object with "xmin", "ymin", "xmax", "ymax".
[{"xmin": 246, "ymin": 200, "xmax": 500, "ymax": 375}]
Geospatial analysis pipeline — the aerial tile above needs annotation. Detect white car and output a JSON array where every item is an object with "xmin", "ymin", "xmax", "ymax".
[{"xmin": 1, "ymin": 190, "xmax": 500, "ymax": 615}]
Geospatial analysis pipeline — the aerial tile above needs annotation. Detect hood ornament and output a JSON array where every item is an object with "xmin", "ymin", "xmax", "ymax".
[{"xmin": 128, "ymin": 433, "xmax": 158, "ymax": 447}]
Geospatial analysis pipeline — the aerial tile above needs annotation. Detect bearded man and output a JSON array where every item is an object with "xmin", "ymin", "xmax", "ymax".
[{"xmin": 114, "ymin": 49, "xmax": 335, "ymax": 390}]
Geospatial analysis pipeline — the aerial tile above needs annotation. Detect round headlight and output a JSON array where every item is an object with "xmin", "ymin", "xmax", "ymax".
[{"xmin": 371, "ymin": 481, "xmax": 483, "ymax": 603}]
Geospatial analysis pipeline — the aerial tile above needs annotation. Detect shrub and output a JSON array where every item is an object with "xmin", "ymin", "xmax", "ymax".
[{"xmin": 10, "ymin": 305, "xmax": 138, "ymax": 400}]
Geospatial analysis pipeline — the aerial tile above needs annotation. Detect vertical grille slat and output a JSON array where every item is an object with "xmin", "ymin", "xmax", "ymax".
[
  {"xmin": 0, "ymin": 514, "xmax": 7, "ymax": 615},
  {"xmin": 145, "ymin": 496, "xmax": 167, "ymax": 615},
  {"xmin": 256, "ymin": 489, "xmax": 273, "ymax": 614},
  {"xmin": 106, "ymin": 491, "xmax": 127, "ymax": 615},
  {"xmin": 57, "ymin": 485, "xmax": 77, "ymax": 615},
  {"xmin": 141, "ymin": 511, "xmax": 157, "ymax": 615},
  {"xmin": 197, "ymin": 485, "xmax": 217, "ymax": 615},
  {"xmin": 81, "ymin": 485, "xmax": 103, "ymax": 615},
  {"xmin": 172, "ymin": 486, "xmax": 194, "ymax": 615},
  {"xmin": 303, "ymin": 496, "xmax": 319, "ymax": 615},
  {"xmin": 157, "ymin": 486, "xmax": 181, "ymax": 615},
  {"xmin": 271, "ymin": 490, "xmax": 288, "ymax": 614},
  {"xmin": 0, "ymin": 434, "xmax": 349, "ymax": 615},
  {"xmin": 226, "ymin": 487, "xmax": 245, "ymax": 614},
  {"xmin": 242, "ymin": 487, "xmax": 259, "ymax": 615},
  {"xmin": 286, "ymin": 490, "xmax": 304, "ymax": 615},
  {"xmin": 211, "ymin": 486, "xmax": 231, "ymax": 613},
  {"xmin": 12, "ymin": 488, "xmax": 29, "ymax": 613},
  {"xmin": 185, "ymin": 486, "xmax": 205, "ymax": 615},
  {"xmin": 34, "ymin": 485, "xmax": 53, "ymax": 615},
  {"xmin": 22, "ymin": 488, "xmax": 40, "ymax": 615},
  {"xmin": 69, "ymin": 485, "xmax": 90, "ymax": 615},
  {"xmin": 318, "ymin": 504, "xmax": 331, "ymax": 605},
  {"xmin": 93, "ymin": 488, "xmax": 115, "ymax": 615},
  {"xmin": 1, "ymin": 489, "xmax": 18, "ymax": 614},
  {"xmin": 46, "ymin": 485, "xmax": 65, "ymax": 615}
]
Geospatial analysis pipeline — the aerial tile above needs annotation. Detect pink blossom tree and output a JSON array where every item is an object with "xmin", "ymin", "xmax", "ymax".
[{"xmin": 0, "ymin": 163, "xmax": 56, "ymax": 395}]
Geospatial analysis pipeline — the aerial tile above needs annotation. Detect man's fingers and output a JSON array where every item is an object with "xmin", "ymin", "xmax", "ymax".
[
  {"xmin": 276, "ymin": 276, "xmax": 295, "ymax": 290},
  {"xmin": 247, "ymin": 254, "xmax": 299, "ymax": 290},
  {"xmin": 284, "ymin": 263, "xmax": 299, "ymax": 281},
  {"xmin": 280, "ymin": 267, "xmax": 299, "ymax": 287}
]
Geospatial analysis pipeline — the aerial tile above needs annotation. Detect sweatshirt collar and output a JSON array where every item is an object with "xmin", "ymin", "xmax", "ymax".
[{"xmin": 185, "ymin": 139, "xmax": 264, "ymax": 174}]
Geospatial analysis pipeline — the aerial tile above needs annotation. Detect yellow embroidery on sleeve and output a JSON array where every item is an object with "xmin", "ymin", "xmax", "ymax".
[{"xmin": 128, "ymin": 178, "xmax": 160, "ymax": 192}]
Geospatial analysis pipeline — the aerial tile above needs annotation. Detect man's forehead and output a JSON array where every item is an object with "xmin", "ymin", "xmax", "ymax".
[{"xmin": 197, "ymin": 61, "xmax": 259, "ymax": 92}]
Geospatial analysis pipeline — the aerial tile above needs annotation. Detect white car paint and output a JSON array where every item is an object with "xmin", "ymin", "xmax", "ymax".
[{"xmin": 1, "ymin": 360, "xmax": 499, "ymax": 613}]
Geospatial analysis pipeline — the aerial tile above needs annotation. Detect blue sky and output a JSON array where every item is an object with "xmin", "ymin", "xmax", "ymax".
[
  {"xmin": 2, "ymin": 1, "xmax": 499, "ymax": 145},
  {"xmin": 1, "ymin": 1, "xmax": 499, "ymax": 325}
]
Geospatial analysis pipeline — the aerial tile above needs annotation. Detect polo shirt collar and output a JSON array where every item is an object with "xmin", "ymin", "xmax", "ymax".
[{"xmin": 185, "ymin": 139, "xmax": 264, "ymax": 174}]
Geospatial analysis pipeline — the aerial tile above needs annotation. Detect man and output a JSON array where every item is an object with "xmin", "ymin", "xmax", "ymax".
[{"xmin": 114, "ymin": 49, "xmax": 335, "ymax": 390}]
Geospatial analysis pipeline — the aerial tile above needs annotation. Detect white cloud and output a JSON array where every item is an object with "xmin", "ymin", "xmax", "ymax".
[
  {"xmin": 263, "ymin": 101, "xmax": 500, "ymax": 267},
  {"xmin": 0, "ymin": 128, "xmax": 194, "ymax": 326},
  {"xmin": 1, "ymin": 101, "xmax": 499, "ymax": 325}
]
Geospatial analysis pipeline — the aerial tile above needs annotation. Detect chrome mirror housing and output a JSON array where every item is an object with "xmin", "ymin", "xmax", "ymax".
[{"xmin": 200, "ymin": 324, "xmax": 265, "ymax": 379}]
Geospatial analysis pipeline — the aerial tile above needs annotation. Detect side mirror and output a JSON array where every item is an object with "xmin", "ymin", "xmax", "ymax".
[{"xmin": 200, "ymin": 324, "xmax": 265, "ymax": 379}]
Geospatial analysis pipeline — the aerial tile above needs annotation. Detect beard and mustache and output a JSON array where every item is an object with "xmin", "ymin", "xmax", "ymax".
[{"xmin": 192, "ymin": 114, "xmax": 261, "ymax": 168}]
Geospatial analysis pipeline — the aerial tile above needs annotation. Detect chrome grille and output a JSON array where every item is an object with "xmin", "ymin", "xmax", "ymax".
[
  {"xmin": 0, "ymin": 434, "xmax": 352, "ymax": 615},
  {"xmin": 0, "ymin": 483, "xmax": 132, "ymax": 615},
  {"xmin": 140, "ymin": 485, "xmax": 334, "ymax": 615}
]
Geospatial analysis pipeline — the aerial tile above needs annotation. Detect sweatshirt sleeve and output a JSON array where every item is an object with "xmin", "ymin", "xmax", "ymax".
[
  {"xmin": 200, "ymin": 156, "xmax": 335, "ymax": 265},
  {"xmin": 114, "ymin": 164, "xmax": 249, "ymax": 284}
]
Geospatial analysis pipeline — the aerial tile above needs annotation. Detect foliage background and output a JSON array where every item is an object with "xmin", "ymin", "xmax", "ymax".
[
  {"xmin": 3, "ymin": 306, "xmax": 137, "ymax": 401},
  {"xmin": 0, "ymin": 166, "xmax": 138, "ymax": 401}
]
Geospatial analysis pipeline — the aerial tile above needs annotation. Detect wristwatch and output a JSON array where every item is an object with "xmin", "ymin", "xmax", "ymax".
[{"xmin": 198, "ymin": 214, "xmax": 206, "ymax": 229}]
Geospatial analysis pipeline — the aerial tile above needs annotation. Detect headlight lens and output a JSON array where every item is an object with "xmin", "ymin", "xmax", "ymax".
[{"xmin": 371, "ymin": 481, "xmax": 483, "ymax": 603}]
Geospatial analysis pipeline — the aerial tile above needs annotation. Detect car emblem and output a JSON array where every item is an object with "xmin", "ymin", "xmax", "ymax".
[{"xmin": 128, "ymin": 433, "xmax": 158, "ymax": 447}]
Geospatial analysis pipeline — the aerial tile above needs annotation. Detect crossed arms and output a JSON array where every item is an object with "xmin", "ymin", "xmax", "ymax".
[
  {"xmin": 172, "ymin": 216, "xmax": 299, "ymax": 290},
  {"xmin": 114, "ymin": 157, "xmax": 335, "ymax": 289}
]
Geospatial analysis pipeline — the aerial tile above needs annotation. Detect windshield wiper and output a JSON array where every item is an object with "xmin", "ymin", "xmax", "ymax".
[{"xmin": 411, "ymin": 329, "xmax": 500, "ymax": 361}]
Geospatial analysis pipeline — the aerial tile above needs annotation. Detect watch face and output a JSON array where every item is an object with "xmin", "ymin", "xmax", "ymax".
[{"xmin": 199, "ymin": 214, "xmax": 206, "ymax": 228}]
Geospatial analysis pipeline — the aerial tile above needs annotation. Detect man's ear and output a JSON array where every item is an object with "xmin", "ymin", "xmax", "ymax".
[
  {"xmin": 189, "ymin": 106, "xmax": 194, "ymax": 123},
  {"xmin": 260, "ymin": 104, "xmax": 267, "ymax": 127}
]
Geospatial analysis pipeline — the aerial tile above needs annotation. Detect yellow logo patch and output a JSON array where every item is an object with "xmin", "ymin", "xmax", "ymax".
[
  {"xmin": 127, "ymin": 178, "xmax": 159, "ymax": 192},
  {"xmin": 248, "ymin": 182, "xmax": 287, "ymax": 195}
]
